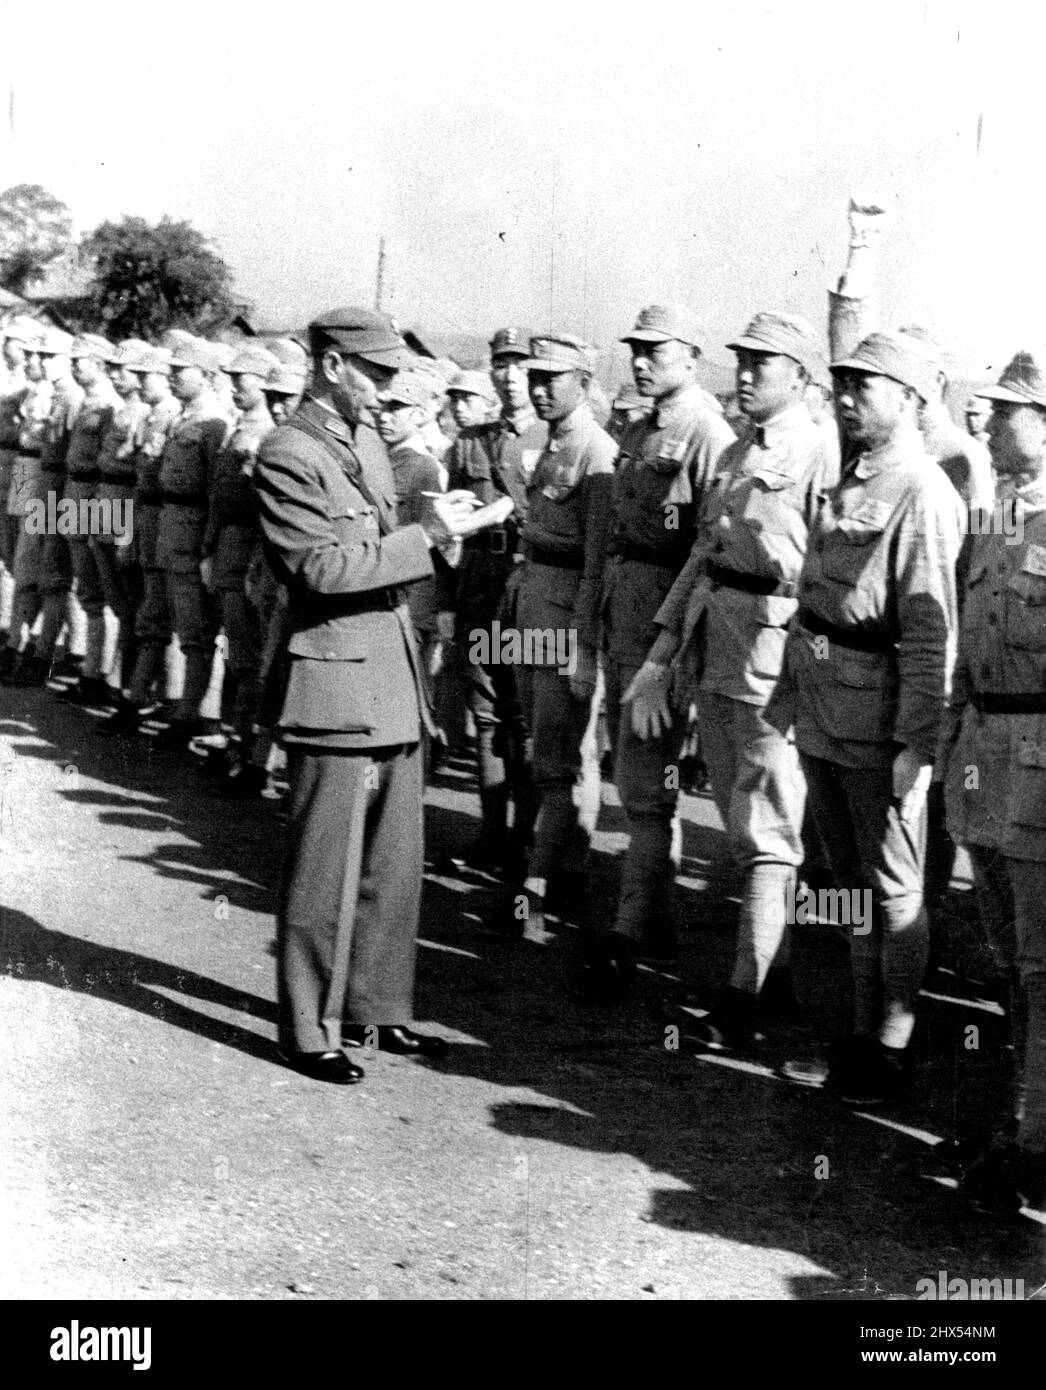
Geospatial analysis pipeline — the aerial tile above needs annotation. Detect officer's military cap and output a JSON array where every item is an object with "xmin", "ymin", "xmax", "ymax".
[
  {"xmin": 432, "ymin": 357, "xmax": 461, "ymax": 385},
  {"xmin": 447, "ymin": 369, "xmax": 496, "ymax": 403},
  {"xmin": 263, "ymin": 336, "xmax": 308, "ymax": 368},
  {"xmin": 378, "ymin": 369, "xmax": 438, "ymax": 410},
  {"xmin": 621, "ymin": 304, "xmax": 704, "ymax": 350},
  {"xmin": 976, "ymin": 350, "xmax": 1046, "ymax": 411},
  {"xmin": 224, "ymin": 344, "xmax": 279, "ymax": 378},
  {"xmin": 160, "ymin": 329, "xmax": 197, "ymax": 352},
  {"xmin": 727, "ymin": 311, "xmax": 826, "ymax": 381},
  {"xmin": 110, "ymin": 338, "xmax": 152, "ymax": 367},
  {"xmin": 35, "ymin": 326, "xmax": 74, "ymax": 357},
  {"xmin": 3, "ymin": 314, "xmax": 42, "ymax": 347},
  {"xmin": 831, "ymin": 331, "xmax": 939, "ymax": 404},
  {"xmin": 308, "ymin": 306, "xmax": 410, "ymax": 369},
  {"xmin": 489, "ymin": 327, "xmax": 530, "ymax": 360},
  {"xmin": 70, "ymin": 332, "xmax": 115, "ymax": 362},
  {"xmin": 125, "ymin": 345, "xmax": 173, "ymax": 375},
  {"xmin": 167, "ymin": 337, "xmax": 225, "ymax": 372},
  {"xmin": 521, "ymin": 333, "xmax": 593, "ymax": 374}
]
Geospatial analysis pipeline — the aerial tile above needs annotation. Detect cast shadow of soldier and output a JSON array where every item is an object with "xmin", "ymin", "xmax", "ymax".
[{"xmin": 3, "ymin": 624, "xmax": 1043, "ymax": 1299}]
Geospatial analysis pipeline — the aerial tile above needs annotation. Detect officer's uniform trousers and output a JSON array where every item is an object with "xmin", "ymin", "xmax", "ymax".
[
  {"xmin": 603, "ymin": 384, "xmax": 733, "ymax": 938},
  {"xmin": 155, "ymin": 395, "xmax": 228, "ymax": 723},
  {"xmin": 944, "ymin": 482, "xmax": 1046, "ymax": 1152},
  {"xmin": 252, "ymin": 399, "xmax": 438, "ymax": 1053},
  {"xmin": 513, "ymin": 405, "xmax": 616, "ymax": 885},
  {"xmin": 89, "ymin": 396, "xmax": 148, "ymax": 689},
  {"xmin": 60, "ymin": 386, "xmax": 119, "ymax": 681},
  {"xmin": 767, "ymin": 428, "xmax": 963, "ymax": 1049},
  {"xmin": 34, "ymin": 380, "xmax": 87, "ymax": 665}
]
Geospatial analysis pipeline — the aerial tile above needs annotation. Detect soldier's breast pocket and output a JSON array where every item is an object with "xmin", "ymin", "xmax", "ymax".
[
  {"xmin": 819, "ymin": 505, "xmax": 888, "ymax": 586},
  {"xmin": 1005, "ymin": 559, "xmax": 1046, "ymax": 651}
]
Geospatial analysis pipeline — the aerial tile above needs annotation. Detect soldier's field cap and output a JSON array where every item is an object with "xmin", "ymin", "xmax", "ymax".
[
  {"xmin": 308, "ymin": 306, "xmax": 409, "ymax": 368},
  {"xmin": 378, "ymin": 368, "xmax": 438, "ymax": 410},
  {"xmin": 263, "ymin": 336, "xmax": 308, "ymax": 368},
  {"xmin": 70, "ymin": 332, "xmax": 114, "ymax": 362},
  {"xmin": 225, "ymin": 344, "xmax": 279, "ymax": 378},
  {"xmin": 489, "ymin": 327, "xmax": 529, "ymax": 360},
  {"xmin": 126, "ymin": 345, "xmax": 172, "ymax": 375},
  {"xmin": 522, "ymin": 333, "xmax": 593, "ymax": 374},
  {"xmin": 266, "ymin": 363, "xmax": 306, "ymax": 395},
  {"xmin": 975, "ymin": 351, "xmax": 1046, "ymax": 411},
  {"xmin": 447, "ymin": 369, "xmax": 496, "ymax": 402},
  {"xmin": 111, "ymin": 338, "xmax": 152, "ymax": 366},
  {"xmin": 36, "ymin": 326, "xmax": 73, "ymax": 357},
  {"xmin": 3, "ymin": 314, "xmax": 41, "ymax": 346},
  {"xmin": 621, "ymin": 304, "xmax": 704, "ymax": 350},
  {"xmin": 831, "ymin": 330, "xmax": 938, "ymax": 402},
  {"xmin": 728, "ymin": 311, "xmax": 826, "ymax": 379},
  {"xmin": 167, "ymin": 337, "xmax": 224, "ymax": 372}
]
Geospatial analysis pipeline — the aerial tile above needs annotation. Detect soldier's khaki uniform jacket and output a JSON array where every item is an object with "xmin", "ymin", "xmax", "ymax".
[
  {"xmin": 156, "ymin": 390, "xmax": 228, "ymax": 573},
  {"xmin": 0, "ymin": 368, "xmax": 27, "ymax": 508},
  {"xmin": 204, "ymin": 397, "xmax": 273, "ymax": 589},
  {"xmin": 38, "ymin": 377, "xmax": 84, "ymax": 487},
  {"xmin": 944, "ymin": 479, "xmax": 1046, "ymax": 861},
  {"xmin": 603, "ymin": 382, "xmax": 734, "ymax": 668},
  {"xmin": 133, "ymin": 394, "xmax": 181, "ymax": 568},
  {"xmin": 442, "ymin": 411, "xmax": 544, "ymax": 632},
  {"xmin": 94, "ymin": 394, "xmax": 149, "ymax": 543},
  {"xmin": 766, "ymin": 425, "xmax": 964, "ymax": 769},
  {"xmin": 388, "ymin": 441, "xmax": 444, "ymax": 636},
  {"xmin": 252, "ymin": 396, "xmax": 436, "ymax": 749},
  {"xmin": 63, "ymin": 379, "xmax": 118, "ymax": 509},
  {"xmin": 8, "ymin": 378, "xmax": 52, "ymax": 513},
  {"xmin": 515, "ymin": 403, "xmax": 617, "ymax": 664},
  {"xmin": 655, "ymin": 402, "xmax": 838, "ymax": 706}
]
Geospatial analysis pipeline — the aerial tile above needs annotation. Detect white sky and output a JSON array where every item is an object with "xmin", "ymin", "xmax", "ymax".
[{"xmin": 2, "ymin": 0, "xmax": 1044, "ymax": 380}]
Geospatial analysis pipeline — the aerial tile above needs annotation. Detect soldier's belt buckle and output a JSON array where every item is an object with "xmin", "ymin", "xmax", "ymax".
[{"xmin": 488, "ymin": 529, "xmax": 507, "ymax": 555}]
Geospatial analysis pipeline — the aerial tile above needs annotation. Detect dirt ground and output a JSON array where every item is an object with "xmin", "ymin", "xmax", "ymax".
[{"xmin": 1, "ymin": 675, "xmax": 1044, "ymax": 1301}]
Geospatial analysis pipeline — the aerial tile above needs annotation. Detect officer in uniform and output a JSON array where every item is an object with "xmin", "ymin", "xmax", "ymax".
[
  {"xmin": 199, "ymin": 342, "xmax": 278, "ymax": 784},
  {"xmin": 0, "ymin": 317, "xmax": 35, "ymax": 644},
  {"xmin": 252, "ymin": 306, "xmax": 483, "ymax": 1083},
  {"xmin": 87, "ymin": 340, "xmax": 151, "ymax": 701},
  {"xmin": 941, "ymin": 350, "xmax": 1046, "ymax": 1213},
  {"xmin": 504, "ymin": 333, "xmax": 617, "ymax": 936},
  {"xmin": 577, "ymin": 304, "xmax": 733, "ymax": 996},
  {"xmin": 442, "ymin": 327, "xmax": 545, "ymax": 875},
  {"xmin": 765, "ymin": 331, "xmax": 964, "ymax": 1105},
  {"xmin": 154, "ymin": 338, "xmax": 230, "ymax": 749},
  {"xmin": 629, "ymin": 313, "xmax": 836, "ymax": 1036}
]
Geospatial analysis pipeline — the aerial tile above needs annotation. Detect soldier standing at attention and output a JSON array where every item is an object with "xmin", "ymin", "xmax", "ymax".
[
  {"xmin": 0, "ymin": 317, "xmax": 34, "ymax": 645},
  {"xmin": 446, "ymin": 370, "xmax": 497, "ymax": 433},
  {"xmin": 500, "ymin": 333, "xmax": 617, "ymax": 938},
  {"xmin": 251, "ymin": 306, "xmax": 484, "ymax": 1083},
  {"xmin": 574, "ymin": 304, "xmax": 733, "ymax": 999},
  {"xmin": 765, "ymin": 331, "xmax": 964, "ymax": 1106},
  {"xmin": 627, "ymin": 313, "xmax": 836, "ymax": 1034}
]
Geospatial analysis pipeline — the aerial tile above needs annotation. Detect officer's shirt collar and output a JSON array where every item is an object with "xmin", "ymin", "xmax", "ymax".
[
  {"xmin": 652, "ymin": 381, "xmax": 704, "ymax": 429},
  {"xmin": 500, "ymin": 406, "xmax": 537, "ymax": 436},
  {"xmin": 745, "ymin": 400, "xmax": 810, "ymax": 449},
  {"xmin": 548, "ymin": 401, "xmax": 591, "ymax": 445}
]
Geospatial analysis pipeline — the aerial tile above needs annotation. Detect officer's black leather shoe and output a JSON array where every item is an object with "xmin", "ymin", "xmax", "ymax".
[
  {"xmin": 277, "ymin": 1048, "xmax": 364, "ymax": 1084},
  {"xmin": 99, "ymin": 700, "xmax": 145, "ymax": 736},
  {"xmin": 342, "ymin": 1024, "xmax": 448, "ymax": 1058}
]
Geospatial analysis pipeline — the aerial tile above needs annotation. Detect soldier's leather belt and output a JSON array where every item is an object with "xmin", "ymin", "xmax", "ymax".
[
  {"xmin": 708, "ymin": 561, "xmax": 796, "ymax": 598},
  {"xmin": 16, "ymin": 448, "xmax": 41, "ymax": 458},
  {"xmin": 98, "ymin": 471, "xmax": 137, "ymax": 484},
  {"xmin": 465, "ymin": 527, "xmax": 516, "ymax": 556},
  {"xmin": 136, "ymin": 489, "xmax": 164, "ymax": 505},
  {"xmin": 796, "ymin": 606, "xmax": 896, "ymax": 653},
  {"xmin": 971, "ymin": 692, "xmax": 1046, "ymax": 715},
  {"xmin": 67, "ymin": 469, "xmax": 100, "ymax": 483},
  {"xmin": 527, "ymin": 543, "xmax": 584, "ymax": 570},
  {"xmin": 612, "ymin": 538, "xmax": 688, "ymax": 570},
  {"xmin": 161, "ymin": 491, "xmax": 208, "ymax": 507}
]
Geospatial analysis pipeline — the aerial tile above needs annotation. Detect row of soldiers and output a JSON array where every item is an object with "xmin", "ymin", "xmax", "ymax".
[{"xmin": 2, "ymin": 204, "xmax": 1043, "ymax": 1216}]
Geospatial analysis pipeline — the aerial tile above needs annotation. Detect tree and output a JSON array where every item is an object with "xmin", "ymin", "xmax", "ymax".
[
  {"xmin": 0, "ymin": 184, "xmax": 74, "ymax": 295},
  {"xmin": 80, "ymin": 215, "xmax": 237, "ymax": 339}
]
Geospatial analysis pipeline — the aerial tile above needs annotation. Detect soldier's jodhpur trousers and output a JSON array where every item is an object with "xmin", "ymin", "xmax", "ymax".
[
  {"xmin": 278, "ymin": 742, "xmax": 424, "ymax": 1053},
  {"xmin": 699, "ymin": 691, "xmax": 805, "ymax": 992},
  {"xmin": 801, "ymin": 752, "xmax": 929, "ymax": 1050}
]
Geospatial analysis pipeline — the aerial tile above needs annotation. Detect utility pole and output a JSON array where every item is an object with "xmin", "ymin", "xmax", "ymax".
[{"xmin": 374, "ymin": 236, "xmax": 387, "ymax": 313}]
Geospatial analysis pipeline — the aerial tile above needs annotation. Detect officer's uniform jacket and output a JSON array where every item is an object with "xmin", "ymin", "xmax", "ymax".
[
  {"xmin": 945, "ymin": 478, "xmax": 1046, "ymax": 862},
  {"xmin": 515, "ymin": 403, "xmax": 617, "ymax": 663},
  {"xmin": 443, "ymin": 410, "xmax": 545, "ymax": 632},
  {"xmin": 766, "ymin": 425, "xmax": 964, "ymax": 769},
  {"xmin": 0, "ymin": 368, "xmax": 27, "ymax": 503},
  {"xmin": 388, "ymin": 439, "xmax": 444, "ymax": 635},
  {"xmin": 603, "ymin": 382, "xmax": 734, "ymax": 670},
  {"xmin": 252, "ymin": 396, "xmax": 436, "ymax": 749},
  {"xmin": 655, "ymin": 401, "xmax": 838, "ymax": 706},
  {"xmin": 156, "ymin": 390, "xmax": 228, "ymax": 573},
  {"xmin": 94, "ymin": 394, "xmax": 150, "ymax": 542},
  {"xmin": 8, "ymin": 378, "xmax": 52, "ymax": 514},
  {"xmin": 204, "ymin": 397, "xmax": 273, "ymax": 590},
  {"xmin": 38, "ymin": 377, "xmax": 84, "ymax": 491},
  {"xmin": 62, "ymin": 378, "xmax": 118, "ymax": 510},
  {"xmin": 133, "ymin": 394, "xmax": 181, "ymax": 568}
]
